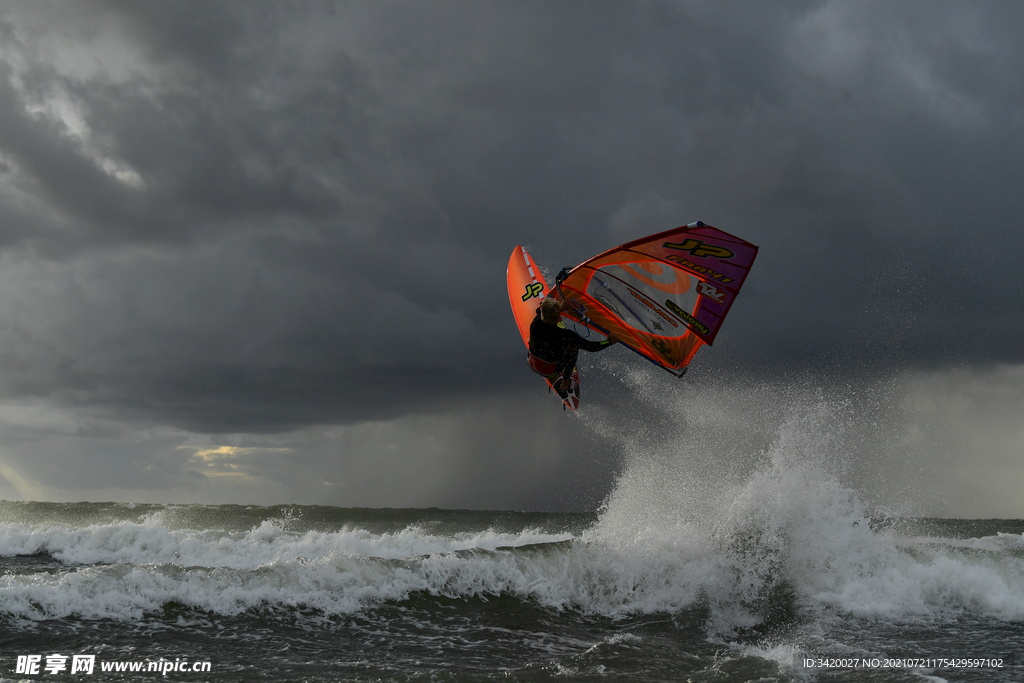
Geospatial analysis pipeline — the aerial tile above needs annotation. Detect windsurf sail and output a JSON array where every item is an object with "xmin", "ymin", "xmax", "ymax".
[{"xmin": 554, "ymin": 221, "xmax": 757, "ymax": 376}]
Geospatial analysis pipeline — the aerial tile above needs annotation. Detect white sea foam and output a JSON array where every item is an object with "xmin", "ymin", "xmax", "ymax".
[
  {"xmin": 3, "ymin": 486, "xmax": 1022, "ymax": 624},
  {"xmin": 577, "ymin": 375, "xmax": 1024, "ymax": 630},
  {"xmin": 0, "ymin": 516, "xmax": 571, "ymax": 569},
  {"xmin": 0, "ymin": 521, "xmax": 576, "ymax": 619},
  {"xmin": 984, "ymin": 532, "xmax": 1024, "ymax": 551}
]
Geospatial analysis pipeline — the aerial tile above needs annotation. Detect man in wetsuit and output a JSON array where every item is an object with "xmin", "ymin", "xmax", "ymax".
[{"xmin": 528, "ymin": 296, "xmax": 618, "ymax": 397}]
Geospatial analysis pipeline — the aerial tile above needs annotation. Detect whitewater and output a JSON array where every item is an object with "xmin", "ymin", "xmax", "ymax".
[{"xmin": 2, "ymin": 373, "xmax": 1023, "ymax": 681}]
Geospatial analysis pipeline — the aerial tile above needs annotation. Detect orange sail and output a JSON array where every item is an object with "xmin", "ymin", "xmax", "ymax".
[{"xmin": 554, "ymin": 222, "xmax": 757, "ymax": 376}]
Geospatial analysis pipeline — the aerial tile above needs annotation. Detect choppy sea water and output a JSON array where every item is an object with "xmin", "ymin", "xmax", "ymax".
[{"xmin": 1, "ymin": 497, "xmax": 1022, "ymax": 682}]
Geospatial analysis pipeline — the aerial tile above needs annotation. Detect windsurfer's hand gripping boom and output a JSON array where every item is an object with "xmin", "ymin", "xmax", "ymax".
[{"xmin": 549, "ymin": 292, "xmax": 620, "ymax": 345}]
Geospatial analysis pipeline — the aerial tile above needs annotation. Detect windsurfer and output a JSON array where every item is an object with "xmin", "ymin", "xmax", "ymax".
[{"xmin": 528, "ymin": 296, "xmax": 618, "ymax": 397}]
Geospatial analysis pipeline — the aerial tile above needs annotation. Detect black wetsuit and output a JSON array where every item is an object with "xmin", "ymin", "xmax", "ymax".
[{"xmin": 528, "ymin": 311, "xmax": 614, "ymax": 381}]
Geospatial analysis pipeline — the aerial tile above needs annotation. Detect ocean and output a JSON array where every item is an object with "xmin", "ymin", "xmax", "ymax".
[
  {"xmin": 2, "ymin": 390, "xmax": 1023, "ymax": 682},
  {"xmin": 1, "ymin": 500, "xmax": 1021, "ymax": 682}
]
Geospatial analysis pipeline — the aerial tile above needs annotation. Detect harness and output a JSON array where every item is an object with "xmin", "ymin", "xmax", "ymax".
[{"xmin": 527, "ymin": 351, "xmax": 560, "ymax": 378}]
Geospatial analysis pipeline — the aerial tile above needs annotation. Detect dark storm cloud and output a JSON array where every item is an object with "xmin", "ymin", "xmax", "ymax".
[{"xmin": 1, "ymin": 0, "xmax": 1023, "ymax": 437}]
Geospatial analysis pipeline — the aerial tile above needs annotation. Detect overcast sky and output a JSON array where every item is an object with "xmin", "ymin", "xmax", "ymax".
[{"xmin": 0, "ymin": 1, "xmax": 1022, "ymax": 517}]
